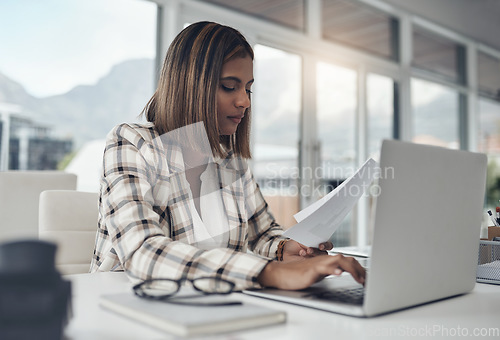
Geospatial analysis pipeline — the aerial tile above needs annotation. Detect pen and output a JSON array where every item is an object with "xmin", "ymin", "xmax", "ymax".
[{"xmin": 487, "ymin": 210, "xmax": 500, "ymax": 227}]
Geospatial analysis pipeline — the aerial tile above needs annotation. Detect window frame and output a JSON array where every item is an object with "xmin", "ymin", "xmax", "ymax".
[{"xmin": 150, "ymin": 0, "xmax": 500, "ymax": 247}]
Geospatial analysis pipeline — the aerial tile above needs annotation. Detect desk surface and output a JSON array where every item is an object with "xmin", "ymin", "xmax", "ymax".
[{"xmin": 64, "ymin": 272, "xmax": 500, "ymax": 339}]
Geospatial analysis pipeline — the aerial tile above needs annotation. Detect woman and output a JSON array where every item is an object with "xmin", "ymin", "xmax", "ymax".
[{"xmin": 90, "ymin": 21, "xmax": 365, "ymax": 290}]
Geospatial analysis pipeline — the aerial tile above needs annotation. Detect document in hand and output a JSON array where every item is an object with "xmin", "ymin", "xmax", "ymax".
[
  {"xmin": 100, "ymin": 293, "xmax": 286, "ymax": 337},
  {"xmin": 283, "ymin": 158, "xmax": 379, "ymax": 247}
]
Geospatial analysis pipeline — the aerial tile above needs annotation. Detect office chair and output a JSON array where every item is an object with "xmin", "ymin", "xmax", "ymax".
[
  {"xmin": 38, "ymin": 190, "xmax": 98, "ymax": 275},
  {"xmin": 0, "ymin": 171, "xmax": 77, "ymax": 242}
]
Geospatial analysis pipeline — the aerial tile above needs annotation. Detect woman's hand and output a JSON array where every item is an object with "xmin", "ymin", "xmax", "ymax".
[
  {"xmin": 282, "ymin": 240, "xmax": 333, "ymax": 263},
  {"xmin": 257, "ymin": 254, "xmax": 366, "ymax": 290}
]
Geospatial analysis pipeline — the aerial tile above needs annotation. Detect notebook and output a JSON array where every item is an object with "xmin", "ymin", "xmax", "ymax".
[
  {"xmin": 244, "ymin": 139, "xmax": 488, "ymax": 317},
  {"xmin": 100, "ymin": 292, "xmax": 286, "ymax": 337}
]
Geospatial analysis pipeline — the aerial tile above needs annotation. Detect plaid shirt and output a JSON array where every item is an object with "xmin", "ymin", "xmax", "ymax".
[{"xmin": 90, "ymin": 123, "xmax": 285, "ymax": 289}]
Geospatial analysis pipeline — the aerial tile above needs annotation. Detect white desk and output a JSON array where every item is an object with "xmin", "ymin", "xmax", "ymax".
[{"xmin": 64, "ymin": 272, "xmax": 500, "ymax": 339}]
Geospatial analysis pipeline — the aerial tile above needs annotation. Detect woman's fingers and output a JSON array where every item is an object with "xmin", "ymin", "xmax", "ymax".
[
  {"xmin": 291, "ymin": 241, "xmax": 333, "ymax": 257},
  {"xmin": 299, "ymin": 242, "xmax": 333, "ymax": 257},
  {"xmin": 318, "ymin": 241, "xmax": 333, "ymax": 251},
  {"xmin": 314, "ymin": 254, "xmax": 365, "ymax": 284},
  {"xmin": 258, "ymin": 255, "xmax": 366, "ymax": 290},
  {"xmin": 303, "ymin": 245, "xmax": 328, "ymax": 256},
  {"xmin": 303, "ymin": 255, "xmax": 366, "ymax": 286},
  {"xmin": 297, "ymin": 243, "xmax": 308, "ymax": 256},
  {"xmin": 333, "ymin": 255, "xmax": 366, "ymax": 284},
  {"xmin": 296, "ymin": 246, "xmax": 366, "ymax": 284}
]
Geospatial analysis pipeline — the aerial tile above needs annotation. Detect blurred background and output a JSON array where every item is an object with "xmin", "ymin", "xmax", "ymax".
[{"xmin": 0, "ymin": 0, "xmax": 499, "ymax": 247}]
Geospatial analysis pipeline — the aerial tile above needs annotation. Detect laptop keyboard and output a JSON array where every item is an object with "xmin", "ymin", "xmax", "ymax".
[{"xmin": 304, "ymin": 287, "xmax": 365, "ymax": 305}]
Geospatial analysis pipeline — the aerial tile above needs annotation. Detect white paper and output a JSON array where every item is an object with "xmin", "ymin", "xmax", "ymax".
[{"xmin": 283, "ymin": 158, "xmax": 379, "ymax": 247}]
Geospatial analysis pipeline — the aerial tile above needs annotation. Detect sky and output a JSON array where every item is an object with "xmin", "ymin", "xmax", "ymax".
[
  {"xmin": 0, "ymin": 0, "xmax": 457, "ymax": 108},
  {"xmin": 0, "ymin": 0, "xmax": 156, "ymax": 97}
]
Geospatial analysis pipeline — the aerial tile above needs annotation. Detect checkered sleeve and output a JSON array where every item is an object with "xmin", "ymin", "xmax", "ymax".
[
  {"xmin": 99, "ymin": 124, "xmax": 270, "ymax": 290},
  {"xmin": 244, "ymin": 169, "xmax": 287, "ymax": 259}
]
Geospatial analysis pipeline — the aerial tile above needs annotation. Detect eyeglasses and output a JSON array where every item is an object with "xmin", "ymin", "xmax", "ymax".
[{"xmin": 132, "ymin": 277, "xmax": 241, "ymax": 306}]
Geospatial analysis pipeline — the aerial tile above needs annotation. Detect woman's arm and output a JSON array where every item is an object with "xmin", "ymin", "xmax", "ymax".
[
  {"xmin": 243, "ymin": 169, "xmax": 285, "ymax": 258},
  {"xmin": 97, "ymin": 124, "xmax": 271, "ymax": 290},
  {"xmin": 240, "ymin": 160, "xmax": 366, "ymax": 288},
  {"xmin": 242, "ymin": 167, "xmax": 333, "ymax": 260}
]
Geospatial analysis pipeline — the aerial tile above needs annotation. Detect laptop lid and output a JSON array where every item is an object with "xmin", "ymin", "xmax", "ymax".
[
  {"xmin": 244, "ymin": 140, "xmax": 487, "ymax": 317},
  {"xmin": 363, "ymin": 140, "xmax": 487, "ymax": 316}
]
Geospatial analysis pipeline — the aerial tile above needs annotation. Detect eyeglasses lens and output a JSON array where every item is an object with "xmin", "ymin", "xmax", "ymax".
[
  {"xmin": 193, "ymin": 278, "xmax": 233, "ymax": 294},
  {"xmin": 139, "ymin": 279, "xmax": 179, "ymax": 297}
]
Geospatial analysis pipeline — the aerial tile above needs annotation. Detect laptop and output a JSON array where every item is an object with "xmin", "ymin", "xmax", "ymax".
[{"xmin": 244, "ymin": 140, "xmax": 488, "ymax": 317}]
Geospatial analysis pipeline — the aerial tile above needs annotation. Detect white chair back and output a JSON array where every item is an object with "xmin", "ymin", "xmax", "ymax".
[
  {"xmin": 39, "ymin": 190, "xmax": 98, "ymax": 275},
  {"xmin": 0, "ymin": 171, "xmax": 77, "ymax": 241}
]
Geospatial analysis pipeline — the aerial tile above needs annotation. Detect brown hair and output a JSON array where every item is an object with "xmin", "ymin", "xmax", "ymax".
[{"xmin": 143, "ymin": 21, "xmax": 254, "ymax": 158}]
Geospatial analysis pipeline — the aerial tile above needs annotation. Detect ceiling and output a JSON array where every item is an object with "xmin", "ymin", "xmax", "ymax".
[
  {"xmin": 200, "ymin": 0, "xmax": 500, "ymax": 52},
  {"xmin": 380, "ymin": 0, "xmax": 500, "ymax": 51}
]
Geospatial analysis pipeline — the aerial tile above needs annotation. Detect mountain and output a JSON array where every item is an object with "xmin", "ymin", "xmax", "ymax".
[
  {"xmin": 0, "ymin": 57, "xmax": 460, "ymax": 151},
  {"xmin": 0, "ymin": 58, "xmax": 155, "ymax": 147},
  {"xmin": 0, "ymin": 72, "xmax": 39, "ymax": 109}
]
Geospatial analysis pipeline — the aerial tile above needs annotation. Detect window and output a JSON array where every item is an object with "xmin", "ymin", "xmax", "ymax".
[
  {"xmin": 322, "ymin": 0, "xmax": 399, "ymax": 61},
  {"xmin": 163, "ymin": 0, "xmax": 500, "ymax": 246},
  {"xmin": 252, "ymin": 45, "xmax": 301, "ymax": 228},
  {"xmin": 478, "ymin": 98, "xmax": 500, "ymax": 154},
  {"xmin": 199, "ymin": 0, "xmax": 305, "ymax": 31},
  {"xmin": 367, "ymin": 73, "xmax": 394, "ymax": 157},
  {"xmin": 0, "ymin": 0, "xmax": 157, "ymax": 190},
  {"xmin": 478, "ymin": 51, "xmax": 500, "ymax": 100},
  {"xmin": 478, "ymin": 98, "xmax": 500, "ymax": 209},
  {"xmin": 411, "ymin": 78, "xmax": 459, "ymax": 149},
  {"xmin": 412, "ymin": 25, "xmax": 466, "ymax": 85},
  {"xmin": 317, "ymin": 62, "xmax": 357, "ymax": 246}
]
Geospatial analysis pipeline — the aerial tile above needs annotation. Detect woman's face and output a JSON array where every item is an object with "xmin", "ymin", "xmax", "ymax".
[{"xmin": 217, "ymin": 55, "xmax": 254, "ymax": 136}]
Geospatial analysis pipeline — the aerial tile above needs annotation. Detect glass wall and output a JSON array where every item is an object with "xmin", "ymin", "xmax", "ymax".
[
  {"xmin": 3, "ymin": 0, "xmax": 498, "ymax": 245},
  {"xmin": 317, "ymin": 62, "xmax": 357, "ymax": 246},
  {"xmin": 478, "ymin": 98, "xmax": 500, "ymax": 210},
  {"xmin": 477, "ymin": 51, "xmax": 500, "ymax": 213},
  {"xmin": 411, "ymin": 79, "xmax": 460, "ymax": 149},
  {"xmin": 140, "ymin": 0, "xmax": 500, "ymax": 244},
  {"xmin": 0, "ymin": 0, "xmax": 157, "ymax": 191},
  {"xmin": 252, "ymin": 45, "xmax": 302, "ymax": 228},
  {"xmin": 367, "ymin": 73, "xmax": 394, "ymax": 157}
]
